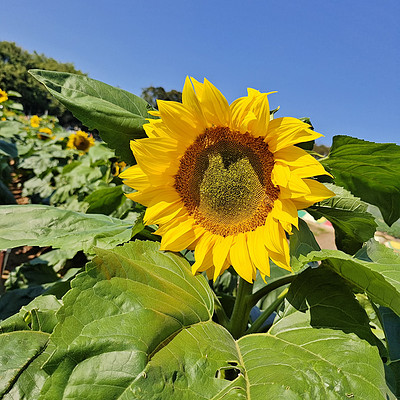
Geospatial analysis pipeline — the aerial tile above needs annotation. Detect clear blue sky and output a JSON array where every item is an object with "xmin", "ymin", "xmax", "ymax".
[{"xmin": 2, "ymin": 0, "xmax": 399, "ymax": 145}]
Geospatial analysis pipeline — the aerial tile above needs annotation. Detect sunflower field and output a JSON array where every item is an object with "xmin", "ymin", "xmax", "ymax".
[{"xmin": 0, "ymin": 70, "xmax": 400, "ymax": 399}]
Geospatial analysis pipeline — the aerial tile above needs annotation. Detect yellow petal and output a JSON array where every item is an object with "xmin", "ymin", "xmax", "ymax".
[
  {"xmin": 192, "ymin": 233, "xmax": 216, "ymax": 274},
  {"xmin": 280, "ymin": 173, "xmax": 312, "ymax": 199},
  {"xmin": 290, "ymin": 179, "xmax": 335, "ymax": 209},
  {"xmin": 200, "ymin": 78, "xmax": 231, "ymax": 126},
  {"xmin": 264, "ymin": 214, "xmax": 289, "ymax": 255},
  {"xmin": 190, "ymin": 77, "xmax": 205, "ymax": 100},
  {"xmin": 182, "ymin": 76, "xmax": 208, "ymax": 129},
  {"xmin": 230, "ymin": 95, "xmax": 256, "ymax": 133},
  {"xmin": 269, "ymin": 249, "xmax": 292, "ymax": 272},
  {"xmin": 119, "ymin": 165, "xmax": 151, "ymax": 191},
  {"xmin": 271, "ymin": 162, "xmax": 291, "ymax": 187},
  {"xmin": 270, "ymin": 198, "xmax": 299, "ymax": 229},
  {"xmin": 266, "ymin": 117, "xmax": 322, "ymax": 152},
  {"xmin": 248, "ymin": 93, "xmax": 270, "ymax": 137},
  {"xmin": 157, "ymin": 100, "xmax": 202, "ymax": 145},
  {"xmin": 144, "ymin": 200, "xmax": 184, "ymax": 225},
  {"xmin": 247, "ymin": 228, "xmax": 271, "ymax": 277},
  {"xmin": 274, "ymin": 145, "xmax": 332, "ymax": 178},
  {"xmin": 127, "ymin": 186, "xmax": 180, "ymax": 208},
  {"xmin": 229, "ymin": 233, "xmax": 255, "ymax": 283},
  {"xmin": 160, "ymin": 218, "xmax": 204, "ymax": 252},
  {"xmin": 212, "ymin": 235, "xmax": 234, "ymax": 278}
]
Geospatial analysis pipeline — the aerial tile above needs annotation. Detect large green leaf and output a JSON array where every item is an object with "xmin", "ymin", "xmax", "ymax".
[
  {"xmin": 0, "ymin": 331, "xmax": 49, "ymax": 398},
  {"xmin": 83, "ymin": 185, "xmax": 125, "ymax": 215},
  {"xmin": 322, "ymin": 135, "xmax": 400, "ymax": 225},
  {"xmin": 29, "ymin": 70, "xmax": 155, "ymax": 164},
  {"xmin": 296, "ymin": 240, "xmax": 400, "ymax": 316},
  {"xmin": 0, "ymin": 120, "xmax": 21, "ymax": 139},
  {"xmin": 37, "ymin": 241, "xmax": 390, "ymax": 399},
  {"xmin": 0, "ymin": 295, "xmax": 61, "ymax": 399},
  {"xmin": 308, "ymin": 183, "xmax": 377, "ymax": 254},
  {"xmin": 0, "ymin": 205, "xmax": 143, "ymax": 252},
  {"xmin": 0, "ymin": 181, "xmax": 16, "ymax": 205},
  {"xmin": 274, "ymin": 265, "xmax": 383, "ymax": 350},
  {"xmin": 290, "ymin": 218, "xmax": 320, "ymax": 272},
  {"xmin": 0, "ymin": 140, "xmax": 17, "ymax": 158}
]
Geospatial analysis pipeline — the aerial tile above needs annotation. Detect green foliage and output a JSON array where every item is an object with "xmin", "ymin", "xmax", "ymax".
[
  {"xmin": 141, "ymin": 86, "xmax": 182, "ymax": 109},
  {"xmin": 322, "ymin": 135, "xmax": 400, "ymax": 226},
  {"xmin": 296, "ymin": 240, "xmax": 400, "ymax": 315},
  {"xmin": 308, "ymin": 183, "xmax": 377, "ymax": 254},
  {"xmin": 0, "ymin": 41, "xmax": 85, "ymax": 124},
  {"xmin": 29, "ymin": 70, "xmax": 156, "ymax": 164},
  {"xmin": 1, "ymin": 241, "xmax": 388, "ymax": 399},
  {"xmin": 0, "ymin": 205, "xmax": 144, "ymax": 253},
  {"xmin": 1, "ymin": 72, "xmax": 399, "ymax": 398}
]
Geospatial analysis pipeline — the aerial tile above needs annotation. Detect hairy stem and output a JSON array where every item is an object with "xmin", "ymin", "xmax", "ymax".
[{"xmin": 227, "ymin": 277, "xmax": 254, "ymax": 339}]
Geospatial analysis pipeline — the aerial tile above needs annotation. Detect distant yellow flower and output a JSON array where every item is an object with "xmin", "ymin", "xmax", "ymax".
[
  {"xmin": 121, "ymin": 77, "xmax": 334, "ymax": 283},
  {"xmin": 30, "ymin": 115, "xmax": 42, "ymax": 128},
  {"xmin": 113, "ymin": 161, "xmax": 127, "ymax": 176},
  {"xmin": 38, "ymin": 127, "xmax": 54, "ymax": 140},
  {"xmin": 0, "ymin": 89, "xmax": 8, "ymax": 103},
  {"xmin": 1, "ymin": 117, "xmax": 6, "ymax": 121},
  {"xmin": 67, "ymin": 130, "xmax": 95, "ymax": 152}
]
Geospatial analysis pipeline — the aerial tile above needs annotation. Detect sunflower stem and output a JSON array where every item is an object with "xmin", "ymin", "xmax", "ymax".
[
  {"xmin": 136, "ymin": 228, "xmax": 160, "ymax": 242},
  {"xmin": 249, "ymin": 274, "xmax": 295, "ymax": 308},
  {"xmin": 245, "ymin": 287, "xmax": 289, "ymax": 335},
  {"xmin": 227, "ymin": 277, "xmax": 254, "ymax": 339}
]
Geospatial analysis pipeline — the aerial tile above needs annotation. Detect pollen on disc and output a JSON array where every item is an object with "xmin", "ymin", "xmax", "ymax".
[{"xmin": 174, "ymin": 127, "xmax": 279, "ymax": 236}]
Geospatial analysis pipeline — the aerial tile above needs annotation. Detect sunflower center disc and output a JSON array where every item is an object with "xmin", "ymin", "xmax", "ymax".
[{"xmin": 174, "ymin": 127, "xmax": 279, "ymax": 236}]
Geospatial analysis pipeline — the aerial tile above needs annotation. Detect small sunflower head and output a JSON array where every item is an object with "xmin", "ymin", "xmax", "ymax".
[
  {"xmin": 38, "ymin": 127, "xmax": 53, "ymax": 140},
  {"xmin": 67, "ymin": 130, "xmax": 95, "ymax": 152},
  {"xmin": 114, "ymin": 161, "xmax": 127, "ymax": 176},
  {"xmin": 30, "ymin": 115, "xmax": 42, "ymax": 128},
  {"xmin": 0, "ymin": 89, "xmax": 8, "ymax": 103}
]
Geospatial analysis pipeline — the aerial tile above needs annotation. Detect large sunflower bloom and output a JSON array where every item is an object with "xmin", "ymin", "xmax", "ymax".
[{"xmin": 121, "ymin": 78, "xmax": 334, "ymax": 282}]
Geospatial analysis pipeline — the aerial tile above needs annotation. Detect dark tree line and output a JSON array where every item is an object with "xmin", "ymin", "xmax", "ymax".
[
  {"xmin": 0, "ymin": 41, "xmax": 86, "ymax": 126},
  {"xmin": 0, "ymin": 41, "xmax": 182, "ymax": 125}
]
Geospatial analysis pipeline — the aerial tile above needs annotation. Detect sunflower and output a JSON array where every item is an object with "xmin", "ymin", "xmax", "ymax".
[
  {"xmin": 120, "ymin": 78, "xmax": 334, "ymax": 282},
  {"xmin": 30, "ymin": 115, "xmax": 42, "ymax": 128},
  {"xmin": 0, "ymin": 89, "xmax": 8, "ymax": 103},
  {"xmin": 38, "ymin": 127, "xmax": 55, "ymax": 140},
  {"xmin": 67, "ymin": 130, "xmax": 95, "ymax": 152}
]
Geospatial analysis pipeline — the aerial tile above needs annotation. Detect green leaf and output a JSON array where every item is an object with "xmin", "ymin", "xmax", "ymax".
[
  {"xmin": 240, "ymin": 327, "xmax": 387, "ymax": 399},
  {"xmin": 274, "ymin": 265, "xmax": 383, "ymax": 350},
  {"xmin": 0, "ymin": 286, "xmax": 46, "ymax": 320},
  {"xmin": 29, "ymin": 69, "xmax": 155, "ymax": 164},
  {"xmin": 39, "ymin": 241, "xmax": 214, "ymax": 399},
  {"xmin": 6, "ymin": 90, "xmax": 22, "ymax": 98},
  {"xmin": 0, "ymin": 121, "xmax": 21, "ymax": 139},
  {"xmin": 297, "ymin": 240, "xmax": 400, "ymax": 316},
  {"xmin": 308, "ymin": 183, "xmax": 377, "ymax": 254},
  {"xmin": 0, "ymin": 140, "xmax": 18, "ymax": 158},
  {"xmin": 322, "ymin": 135, "xmax": 400, "ymax": 226},
  {"xmin": 0, "ymin": 296, "xmax": 61, "ymax": 399},
  {"xmin": 37, "ymin": 241, "xmax": 391, "ymax": 399},
  {"xmin": 0, "ymin": 181, "xmax": 17, "ymax": 205},
  {"xmin": 0, "ymin": 205, "xmax": 142, "ymax": 253},
  {"xmin": 0, "ymin": 331, "xmax": 49, "ymax": 398},
  {"xmin": 84, "ymin": 185, "xmax": 125, "ymax": 215},
  {"xmin": 290, "ymin": 218, "xmax": 320, "ymax": 272},
  {"xmin": 8, "ymin": 102, "xmax": 24, "ymax": 111},
  {"xmin": 368, "ymin": 204, "xmax": 400, "ymax": 238}
]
